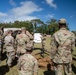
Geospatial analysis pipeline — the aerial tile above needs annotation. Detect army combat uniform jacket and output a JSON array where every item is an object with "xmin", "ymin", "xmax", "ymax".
[
  {"xmin": 17, "ymin": 54, "xmax": 38, "ymax": 75},
  {"xmin": 50, "ymin": 28, "xmax": 75, "ymax": 64},
  {"xmin": 15, "ymin": 33, "xmax": 29, "ymax": 55}
]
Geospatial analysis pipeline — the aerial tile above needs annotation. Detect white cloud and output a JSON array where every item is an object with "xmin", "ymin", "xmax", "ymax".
[
  {"xmin": 0, "ymin": 12, "xmax": 7, "ymax": 17},
  {"xmin": 3, "ymin": 16, "xmax": 38, "ymax": 23},
  {"xmin": 45, "ymin": 14, "xmax": 54, "ymax": 18},
  {"xmin": 70, "ymin": 15, "xmax": 74, "ymax": 18},
  {"xmin": 45, "ymin": 0, "xmax": 57, "ymax": 8},
  {"xmin": 15, "ymin": 16, "xmax": 38, "ymax": 21},
  {"xmin": 9, "ymin": 0, "xmax": 16, "ymax": 6},
  {"xmin": 0, "ymin": 1, "xmax": 42, "ymax": 23},
  {"xmin": 10, "ymin": 1, "xmax": 42, "ymax": 17}
]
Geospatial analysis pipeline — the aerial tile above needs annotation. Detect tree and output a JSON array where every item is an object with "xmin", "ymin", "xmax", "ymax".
[
  {"xmin": 46, "ymin": 18, "xmax": 59, "ymax": 35},
  {"xmin": 31, "ymin": 19, "xmax": 46, "ymax": 33}
]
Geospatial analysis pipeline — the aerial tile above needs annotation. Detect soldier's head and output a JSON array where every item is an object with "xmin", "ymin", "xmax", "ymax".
[
  {"xmin": 7, "ymin": 30, "xmax": 12, "ymax": 35},
  {"xmin": 17, "ymin": 30, "xmax": 21, "ymax": 34},
  {"xmin": 20, "ymin": 49, "xmax": 26, "ymax": 55},
  {"xmin": 31, "ymin": 32, "xmax": 34, "ymax": 35},
  {"xmin": 26, "ymin": 43, "xmax": 33, "ymax": 53},
  {"xmin": 44, "ymin": 34, "xmax": 46, "ymax": 36},
  {"xmin": 58, "ymin": 18, "xmax": 66, "ymax": 28},
  {"xmin": 21, "ymin": 27, "xmax": 26, "ymax": 33},
  {"xmin": 0, "ymin": 26, "xmax": 4, "ymax": 32}
]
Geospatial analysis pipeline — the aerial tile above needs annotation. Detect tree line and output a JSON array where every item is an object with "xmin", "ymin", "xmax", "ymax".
[{"xmin": 0, "ymin": 18, "xmax": 75, "ymax": 35}]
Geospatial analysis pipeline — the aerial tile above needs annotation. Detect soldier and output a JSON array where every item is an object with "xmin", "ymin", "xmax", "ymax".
[
  {"xmin": 50, "ymin": 18, "xmax": 75, "ymax": 75},
  {"xmin": 30, "ymin": 32, "xmax": 34, "ymax": 49},
  {"xmin": 4, "ymin": 30, "xmax": 15, "ymax": 67},
  {"xmin": 15, "ymin": 27, "xmax": 29, "ymax": 57},
  {"xmin": 0, "ymin": 26, "xmax": 4, "ymax": 61},
  {"xmin": 40, "ymin": 33, "xmax": 47, "ymax": 56},
  {"xmin": 41, "ymin": 34, "xmax": 46, "ymax": 50},
  {"xmin": 26, "ymin": 30, "xmax": 34, "ymax": 49},
  {"xmin": 17, "ymin": 44, "xmax": 38, "ymax": 75},
  {"xmin": 0, "ymin": 29, "xmax": 2, "ymax": 62},
  {"xmin": 26, "ymin": 30, "xmax": 33, "ymax": 39}
]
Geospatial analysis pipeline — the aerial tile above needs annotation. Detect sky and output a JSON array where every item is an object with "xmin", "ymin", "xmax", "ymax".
[{"xmin": 0, "ymin": 0, "xmax": 76, "ymax": 31}]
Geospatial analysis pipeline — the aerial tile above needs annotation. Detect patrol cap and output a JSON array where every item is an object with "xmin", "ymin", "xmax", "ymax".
[
  {"xmin": 44, "ymin": 34, "xmax": 46, "ymax": 36},
  {"xmin": 20, "ymin": 48, "xmax": 26, "ymax": 54},
  {"xmin": 58, "ymin": 18, "xmax": 66, "ymax": 24},
  {"xmin": 26, "ymin": 43, "xmax": 32, "ymax": 51},
  {"xmin": 7, "ymin": 30, "xmax": 12, "ymax": 33},
  {"xmin": 21, "ymin": 27, "xmax": 26, "ymax": 30}
]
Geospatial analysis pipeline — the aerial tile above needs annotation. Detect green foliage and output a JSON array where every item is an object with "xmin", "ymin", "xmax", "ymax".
[
  {"xmin": 46, "ymin": 19, "xmax": 59, "ymax": 35},
  {"xmin": 0, "ymin": 18, "xmax": 69, "ymax": 35},
  {"xmin": 72, "ymin": 31, "xmax": 76, "ymax": 36}
]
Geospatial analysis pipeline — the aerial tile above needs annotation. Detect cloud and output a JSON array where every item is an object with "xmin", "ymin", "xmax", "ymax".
[
  {"xmin": 45, "ymin": 14, "xmax": 54, "ymax": 18},
  {"xmin": 11, "ymin": 1, "xmax": 42, "ymax": 16},
  {"xmin": 3, "ymin": 16, "xmax": 38, "ymax": 23},
  {"xmin": 70, "ymin": 16, "xmax": 73, "ymax": 18},
  {"xmin": 70, "ymin": 15, "xmax": 74, "ymax": 18},
  {"xmin": 45, "ymin": 0, "xmax": 57, "ymax": 8},
  {"xmin": 0, "ymin": 1, "xmax": 42, "ymax": 23},
  {"xmin": 9, "ymin": 0, "xmax": 16, "ymax": 6},
  {"xmin": 0, "ymin": 12, "xmax": 7, "ymax": 17}
]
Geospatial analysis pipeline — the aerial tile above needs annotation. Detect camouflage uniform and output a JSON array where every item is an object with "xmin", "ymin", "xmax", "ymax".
[
  {"xmin": 41, "ymin": 34, "xmax": 46, "ymax": 49},
  {"xmin": 15, "ymin": 30, "xmax": 29, "ymax": 57},
  {"xmin": 17, "ymin": 53, "xmax": 38, "ymax": 75},
  {"xmin": 26, "ymin": 30, "xmax": 34, "ymax": 49},
  {"xmin": 0, "ymin": 30, "xmax": 3, "ymax": 61},
  {"xmin": 4, "ymin": 30, "xmax": 15, "ymax": 66},
  {"xmin": 0, "ymin": 26, "xmax": 4, "ymax": 55},
  {"xmin": 50, "ymin": 19, "xmax": 75, "ymax": 75}
]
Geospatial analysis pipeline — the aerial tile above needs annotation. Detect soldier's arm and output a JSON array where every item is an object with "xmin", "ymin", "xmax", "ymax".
[
  {"xmin": 17, "ymin": 57, "xmax": 26, "ymax": 70},
  {"xmin": 15, "ymin": 35, "xmax": 19, "ymax": 48},
  {"xmin": 4, "ymin": 37, "xmax": 8, "ymax": 47},
  {"xmin": 24, "ymin": 35, "xmax": 30, "ymax": 43},
  {"xmin": 17, "ymin": 57, "xmax": 21, "ymax": 70},
  {"xmin": 71, "ymin": 33, "xmax": 75, "ymax": 52},
  {"xmin": 11, "ymin": 36, "xmax": 14, "ymax": 44},
  {"xmin": 50, "ymin": 35, "xmax": 58, "ymax": 59},
  {"xmin": 26, "ymin": 30, "xmax": 33, "ymax": 40},
  {"xmin": 34, "ymin": 59, "xmax": 38, "ymax": 75},
  {"xmin": 17, "ymin": 57, "xmax": 23, "ymax": 70}
]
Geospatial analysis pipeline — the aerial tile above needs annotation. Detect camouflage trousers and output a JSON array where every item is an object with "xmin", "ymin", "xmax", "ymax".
[
  {"xmin": 30, "ymin": 40, "xmax": 34, "ymax": 49},
  {"xmin": 42, "ymin": 41, "xmax": 46, "ymax": 49},
  {"xmin": 0, "ymin": 44, "xmax": 4, "ymax": 59},
  {"xmin": 18, "ymin": 71, "xmax": 33, "ymax": 75},
  {"xmin": 6, "ymin": 51, "xmax": 15, "ymax": 66},
  {"xmin": 54, "ymin": 63, "xmax": 72, "ymax": 75}
]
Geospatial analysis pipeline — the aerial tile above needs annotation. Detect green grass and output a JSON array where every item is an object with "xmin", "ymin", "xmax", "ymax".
[{"xmin": 0, "ymin": 36, "xmax": 76, "ymax": 75}]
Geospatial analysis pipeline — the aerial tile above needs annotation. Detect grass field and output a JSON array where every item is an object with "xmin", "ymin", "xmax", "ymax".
[{"xmin": 0, "ymin": 36, "xmax": 76, "ymax": 75}]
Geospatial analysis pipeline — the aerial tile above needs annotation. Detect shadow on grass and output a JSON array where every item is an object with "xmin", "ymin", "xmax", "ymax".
[
  {"xmin": 73, "ymin": 58, "xmax": 76, "ymax": 61},
  {"xmin": 0, "ymin": 65, "xmax": 9, "ymax": 75},
  {"xmin": 73, "ymin": 54, "xmax": 76, "ymax": 57},
  {"xmin": 11, "ymin": 57, "xmax": 18, "ymax": 67},
  {"xmin": 72, "ymin": 64, "xmax": 76, "ymax": 74},
  {"xmin": 1, "ymin": 51, "xmax": 18, "ymax": 67},
  {"xmin": 43, "ymin": 64, "xmax": 55, "ymax": 75},
  {"xmin": 72, "ymin": 55, "xmax": 76, "ymax": 74},
  {"xmin": 1, "ymin": 51, "xmax": 7, "ymax": 61},
  {"xmin": 43, "ymin": 63, "xmax": 76, "ymax": 75}
]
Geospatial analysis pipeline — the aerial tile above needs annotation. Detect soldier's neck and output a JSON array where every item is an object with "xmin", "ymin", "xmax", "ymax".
[
  {"xmin": 26, "ymin": 52, "xmax": 32, "ymax": 54},
  {"xmin": 8, "ymin": 34, "xmax": 11, "ymax": 36}
]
